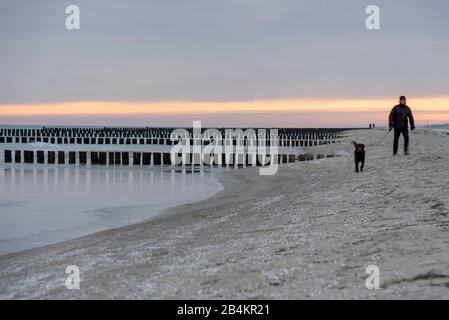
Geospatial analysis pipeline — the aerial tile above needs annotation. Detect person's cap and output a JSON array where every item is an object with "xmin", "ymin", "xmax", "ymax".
[{"xmin": 399, "ymin": 95, "xmax": 406, "ymax": 101}]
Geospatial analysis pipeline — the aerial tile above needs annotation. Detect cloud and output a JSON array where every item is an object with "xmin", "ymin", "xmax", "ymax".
[{"xmin": 0, "ymin": 0, "xmax": 448, "ymax": 104}]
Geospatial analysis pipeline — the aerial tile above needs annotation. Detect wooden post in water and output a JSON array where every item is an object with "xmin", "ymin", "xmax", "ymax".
[
  {"xmin": 48, "ymin": 151, "xmax": 55, "ymax": 164},
  {"xmin": 142, "ymin": 152, "xmax": 151, "ymax": 166},
  {"xmin": 14, "ymin": 150, "xmax": 21, "ymax": 164}
]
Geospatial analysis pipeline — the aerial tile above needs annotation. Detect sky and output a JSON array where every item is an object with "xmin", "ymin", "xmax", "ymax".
[{"xmin": 0, "ymin": 0, "xmax": 448, "ymax": 127}]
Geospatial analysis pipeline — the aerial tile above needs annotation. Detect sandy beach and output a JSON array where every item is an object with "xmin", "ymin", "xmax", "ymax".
[{"xmin": 1, "ymin": 128, "xmax": 449, "ymax": 299}]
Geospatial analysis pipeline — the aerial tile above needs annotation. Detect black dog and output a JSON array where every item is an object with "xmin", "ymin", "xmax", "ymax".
[{"xmin": 352, "ymin": 141, "xmax": 365, "ymax": 173}]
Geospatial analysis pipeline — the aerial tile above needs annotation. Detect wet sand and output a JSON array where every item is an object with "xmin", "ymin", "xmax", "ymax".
[{"xmin": 1, "ymin": 128, "xmax": 449, "ymax": 299}]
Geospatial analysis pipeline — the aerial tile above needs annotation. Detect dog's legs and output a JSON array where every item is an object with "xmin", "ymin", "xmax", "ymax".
[
  {"xmin": 355, "ymin": 162, "xmax": 359, "ymax": 173},
  {"xmin": 360, "ymin": 160, "xmax": 364, "ymax": 172}
]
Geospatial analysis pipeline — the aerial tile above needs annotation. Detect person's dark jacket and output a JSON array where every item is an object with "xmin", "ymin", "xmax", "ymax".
[{"xmin": 389, "ymin": 104, "xmax": 415, "ymax": 130}]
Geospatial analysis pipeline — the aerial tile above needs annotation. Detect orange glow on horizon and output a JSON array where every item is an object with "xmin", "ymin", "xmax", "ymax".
[{"xmin": 1, "ymin": 97, "xmax": 449, "ymax": 125}]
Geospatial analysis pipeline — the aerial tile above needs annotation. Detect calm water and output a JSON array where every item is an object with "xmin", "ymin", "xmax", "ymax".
[{"xmin": 0, "ymin": 165, "xmax": 223, "ymax": 255}]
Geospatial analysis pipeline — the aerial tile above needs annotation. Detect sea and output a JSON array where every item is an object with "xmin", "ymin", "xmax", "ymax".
[{"xmin": 0, "ymin": 164, "xmax": 223, "ymax": 255}]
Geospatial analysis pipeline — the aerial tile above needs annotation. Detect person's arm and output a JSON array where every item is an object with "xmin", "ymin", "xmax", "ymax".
[
  {"xmin": 389, "ymin": 107, "xmax": 396, "ymax": 130},
  {"xmin": 408, "ymin": 108, "xmax": 416, "ymax": 130}
]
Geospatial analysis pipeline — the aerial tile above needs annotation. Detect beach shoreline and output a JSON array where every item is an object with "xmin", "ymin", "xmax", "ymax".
[{"xmin": 1, "ymin": 128, "xmax": 449, "ymax": 299}]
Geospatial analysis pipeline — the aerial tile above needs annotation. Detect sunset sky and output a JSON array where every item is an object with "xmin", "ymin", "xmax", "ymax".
[{"xmin": 1, "ymin": 0, "xmax": 448, "ymax": 127}]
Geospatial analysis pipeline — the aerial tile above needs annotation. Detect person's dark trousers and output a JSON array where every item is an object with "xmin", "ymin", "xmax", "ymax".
[{"xmin": 393, "ymin": 128, "xmax": 409, "ymax": 155}]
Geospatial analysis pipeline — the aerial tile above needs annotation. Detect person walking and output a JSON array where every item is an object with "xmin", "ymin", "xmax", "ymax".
[{"xmin": 389, "ymin": 96, "xmax": 415, "ymax": 155}]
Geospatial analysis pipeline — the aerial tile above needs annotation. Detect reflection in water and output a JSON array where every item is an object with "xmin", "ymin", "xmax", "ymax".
[{"xmin": 0, "ymin": 165, "xmax": 223, "ymax": 255}]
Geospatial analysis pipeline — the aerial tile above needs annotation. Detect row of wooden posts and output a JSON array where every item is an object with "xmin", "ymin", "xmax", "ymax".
[
  {"xmin": 0, "ymin": 127, "xmax": 346, "ymax": 148},
  {"xmin": 0, "ymin": 127, "xmax": 346, "ymax": 139},
  {"xmin": 3, "ymin": 150, "xmax": 336, "ymax": 167},
  {"xmin": 0, "ymin": 136, "xmax": 342, "ymax": 147},
  {"xmin": 1, "ymin": 127, "xmax": 347, "ymax": 167}
]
